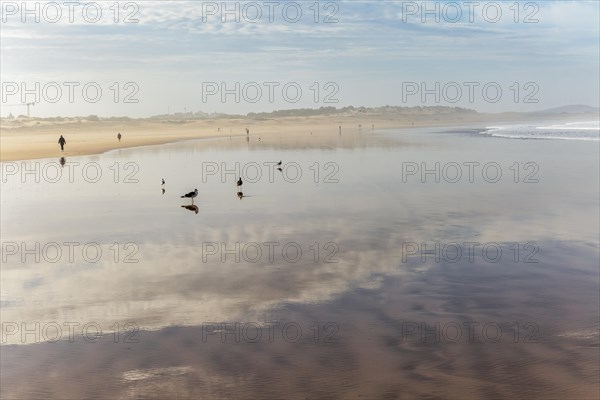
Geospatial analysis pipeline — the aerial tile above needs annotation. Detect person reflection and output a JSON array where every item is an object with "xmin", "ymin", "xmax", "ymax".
[
  {"xmin": 59, "ymin": 157, "xmax": 66, "ymax": 168},
  {"xmin": 181, "ymin": 204, "xmax": 199, "ymax": 214}
]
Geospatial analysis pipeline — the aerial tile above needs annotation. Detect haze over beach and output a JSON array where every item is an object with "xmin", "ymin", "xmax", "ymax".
[
  {"xmin": 1, "ymin": 1, "xmax": 599, "ymax": 399},
  {"xmin": 2, "ymin": 105, "xmax": 598, "ymax": 161}
]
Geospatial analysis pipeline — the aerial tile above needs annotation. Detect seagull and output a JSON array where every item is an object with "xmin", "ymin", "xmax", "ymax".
[
  {"xmin": 237, "ymin": 178, "xmax": 243, "ymax": 189},
  {"xmin": 162, "ymin": 178, "xmax": 165, "ymax": 185},
  {"xmin": 276, "ymin": 161, "xmax": 282, "ymax": 166},
  {"xmin": 181, "ymin": 189, "xmax": 198, "ymax": 203}
]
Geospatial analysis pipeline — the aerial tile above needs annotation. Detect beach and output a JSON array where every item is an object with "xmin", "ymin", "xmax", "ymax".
[
  {"xmin": 1, "ymin": 119, "xmax": 598, "ymax": 399},
  {"xmin": 2, "ymin": 0, "xmax": 599, "ymax": 397},
  {"xmin": 0, "ymin": 111, "xmax": 584, "ymax": 162}
]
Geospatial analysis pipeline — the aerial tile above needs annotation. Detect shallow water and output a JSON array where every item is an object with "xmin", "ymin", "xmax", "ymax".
[{"xmin": 1, "ymin": 126, "xmax": 599, "ymax": 399}]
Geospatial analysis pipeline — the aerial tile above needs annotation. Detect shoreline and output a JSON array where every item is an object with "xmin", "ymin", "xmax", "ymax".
[{"xmin": 1, "ymin": 113, "xmax": 593, "ymax": 162}]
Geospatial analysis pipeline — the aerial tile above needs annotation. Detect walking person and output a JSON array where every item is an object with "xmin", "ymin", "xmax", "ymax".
[
  {"xmin": 117, "ymin": 133, "xmax": 122, "ymax": 141},
  {"xmin": 58, "ymin": 135, "xmax": 66, "ymax": 151}
]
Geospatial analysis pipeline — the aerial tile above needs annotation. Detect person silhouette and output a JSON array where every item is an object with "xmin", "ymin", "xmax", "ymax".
[
  {"xmin": 58, "ymin": 135, "xmax": 66, "ymax": 151},
  {"xmin": 117, "ymin": 133, "xmax": 122, "ymax": 141}
]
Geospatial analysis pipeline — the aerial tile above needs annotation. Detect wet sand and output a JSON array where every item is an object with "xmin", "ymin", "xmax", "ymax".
[{"xmin": 1, "ymin": 125, "xmax": 598, "ymax": 399}]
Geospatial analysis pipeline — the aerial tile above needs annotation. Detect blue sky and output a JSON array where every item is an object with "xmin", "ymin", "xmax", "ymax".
[{"xmin": 1, "ymin": 0, "xmax": 599, "ymax": 117}]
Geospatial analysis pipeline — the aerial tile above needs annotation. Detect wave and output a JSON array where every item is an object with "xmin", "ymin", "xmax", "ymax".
[{"xmin": 481, "ymin": 121, "xmax": 600, "ymax": 141}]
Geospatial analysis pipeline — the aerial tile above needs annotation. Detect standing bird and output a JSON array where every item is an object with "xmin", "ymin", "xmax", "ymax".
[
  {"xmin": 181, "ymin": 189, "xmax": 198, "ymax": 203},
  {"xmin": 162, "ymin": 178, "xmax": 165, "ymax": 185},
  {"xmin": 237, "ymin": 177, "xmax": 243, "ymax": 189},
  {"xmin": 277, "ymin": 160, "xmax": 282, "ymax": 166}
]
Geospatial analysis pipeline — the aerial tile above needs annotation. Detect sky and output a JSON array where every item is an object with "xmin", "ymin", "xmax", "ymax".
[{"xmin": 1, "ymin": 0, "xmax": 599, "ymax": 117}]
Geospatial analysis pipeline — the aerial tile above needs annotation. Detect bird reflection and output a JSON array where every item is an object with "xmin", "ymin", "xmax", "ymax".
[
  {"xmin": 181, "ymin": 204, "xmax": 199, "ymax": 214},
  {"xmin": 59, "ymin": 157, "xmax": 66, "ymax": 167},
  {"xmin": 237, "ymin": 191, "xmax": 244, "ymax": 199},
  {"xmin": 277, "ymin": 167, "xmax": 283, "ymax": 172},
  {"xmin": 162, "ymin": 188, "xmax": 165, "ymax": 195}
]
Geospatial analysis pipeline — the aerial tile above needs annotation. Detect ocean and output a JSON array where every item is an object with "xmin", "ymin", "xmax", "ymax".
[{"xmin": 482, "ymin": 120, "xmax": 600, "ymax": 141}]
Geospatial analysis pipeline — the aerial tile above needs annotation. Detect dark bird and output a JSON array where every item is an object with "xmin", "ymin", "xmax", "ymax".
[
  {"xmin": 162, "ymin": 188, "xmax": 165, "ymax": 195},
  {"xmin": 181, "ymin": 204, "xmax": 199, "ymax": 214},
  {"xmin": 181, "ymin": 189, "xmax": 198, "ymax": 202},
  {"xmin": 277, "ymin": 160, "xmax": 282, "ymax": 166},
  {"xmin": 237, "ymin": 177, "xmax": 243, "ymax": 189},
  {"xmin": 277, "ymin": 167, "xmax": 282, "ymax": 172},
  {"xmin": 162, "ymin": 178, "xmax": 165, "ymax": 185}
]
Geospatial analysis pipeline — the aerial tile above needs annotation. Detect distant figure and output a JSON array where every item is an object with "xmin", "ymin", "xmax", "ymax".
[
  {"xmin": 162, "ymin": 188, "xmax": 166, "ymax": 195},
  {"xmin": 181, "ymin": 204, "xmax": 199, "ymax": 214},
  {"xmin": 162, "ymin": 178, "xmax": 165, "ymax": 185},
  {"xmin": 276, "ymin": 160, "xmax": 282, "ymax": 166},
  {"xmin": 218, "ymin": 128, "xmax": 221, "ymax": 132},
  {"xmin": 339, "ymin": 126, "xmax": 342, "ymax": 135},
  {"xmin": 58, "ymin": 135, "xmax": 66, "ymax": 151},
  {"xmin": 237, "ymin": 177, "xmax": 243, "ymax": 190},
  {"xmin": 181, "ymin": 189, "xmax": 198, "ymax": 203},
  {"xmin": 277, "ymin": 167, "xmax": 282, "ymax": 172},
  {"xmin": 237, "ymin": 191, "xmax": 244, "ymax": 200},
  {"xmin": 117, "ymin": 133, "xmax": 122, "ymax": 141},
  {"xmin": 59, "ymin": 157, "xmax": 66, "ymax": 167},
  {"xmin": 246, "ymin": 128, "xmax": 249, "ymax": 135}
]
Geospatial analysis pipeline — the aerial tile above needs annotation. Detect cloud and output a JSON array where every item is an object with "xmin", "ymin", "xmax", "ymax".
[{"xmin": 1, "ymin": 0, "xmax": 598, "ymax": 115}]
